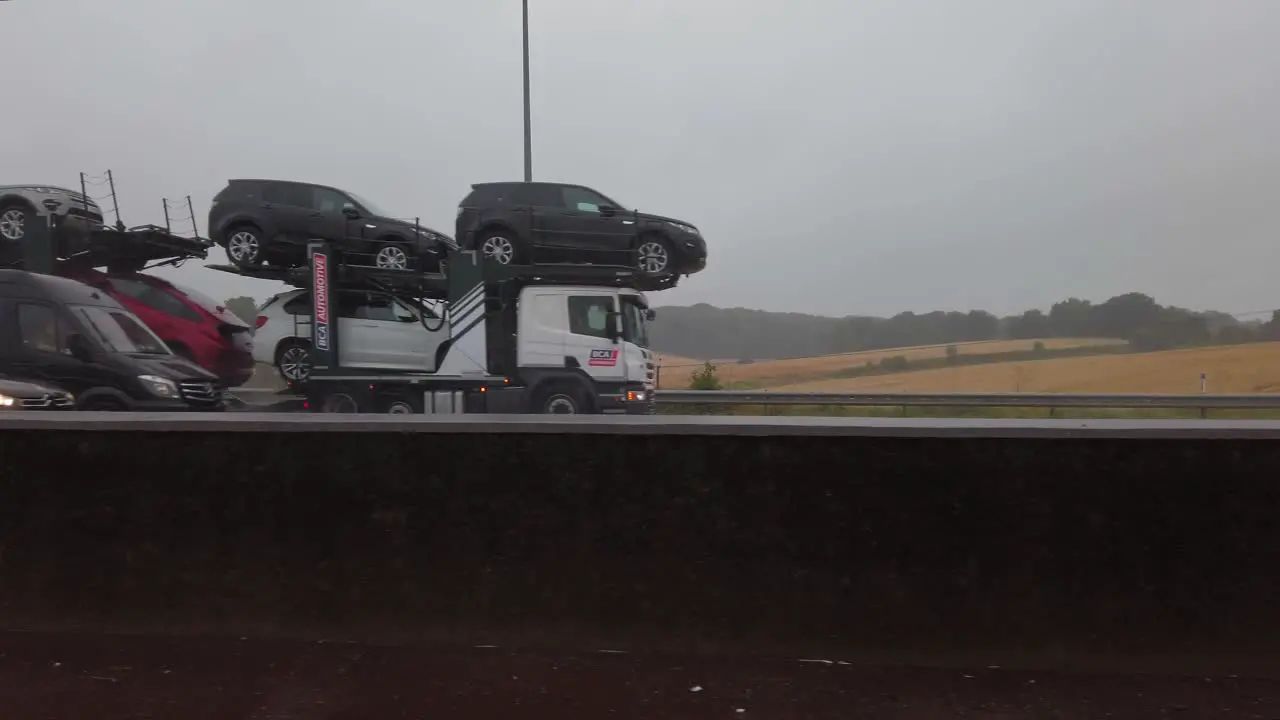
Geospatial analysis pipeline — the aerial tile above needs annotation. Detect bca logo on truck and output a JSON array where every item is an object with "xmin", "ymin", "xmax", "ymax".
[
  {"xmin": 588, "ymin": 349, "xmax": 619, "ymax": 367},
  {"xmin": 313, "ymin": 252, "xmax": 330, "ymax": 351}
]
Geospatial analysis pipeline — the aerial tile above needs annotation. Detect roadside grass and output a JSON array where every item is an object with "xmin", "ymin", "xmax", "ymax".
[{"xmin": 659, "ymin": 404, "xmax": 1280, "ymax": 420}]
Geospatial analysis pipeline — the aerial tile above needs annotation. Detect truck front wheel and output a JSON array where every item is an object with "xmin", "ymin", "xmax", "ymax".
[{"xmin": 534, "ymin": 384, "xmax": 589, "ymax": 414}]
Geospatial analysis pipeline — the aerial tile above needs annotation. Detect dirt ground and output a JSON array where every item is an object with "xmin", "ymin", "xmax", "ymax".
[{"xmin": 2, "ymin": 632, "xmax": 1278, "ymax": 719}]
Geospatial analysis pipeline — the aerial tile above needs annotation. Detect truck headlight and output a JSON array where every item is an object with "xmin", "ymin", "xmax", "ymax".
[
  {"xmin": 138, "ymin": 375, "xmax": 179, "ymax": 398},
  {"xmin": 0, "ymin": 394, "xmax": 14, "ymax": 407}
]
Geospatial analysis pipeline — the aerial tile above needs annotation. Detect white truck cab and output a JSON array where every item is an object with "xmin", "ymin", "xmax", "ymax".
[{"xmin": 517, "ymin": 284, "xmax": 655, "ymax": 405}]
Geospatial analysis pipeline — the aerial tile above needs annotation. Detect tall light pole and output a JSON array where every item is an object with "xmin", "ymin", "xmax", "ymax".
[{"xmin": 522, "ymin": 0, "xmax": 533, "ymax": 182}]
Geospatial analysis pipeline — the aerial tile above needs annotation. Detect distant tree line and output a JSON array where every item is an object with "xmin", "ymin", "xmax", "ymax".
[
  {"xmin": 220, "ymin": 290, "xmax": 1280, "ymax": 363},
  {"xmin": 650, "ymin": 292, "xmax": 1280, "ymax": 361}
]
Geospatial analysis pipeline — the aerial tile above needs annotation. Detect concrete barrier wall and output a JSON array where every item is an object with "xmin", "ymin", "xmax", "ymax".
[{"xmin": 3, "ymin": 421, "xmax": 1279, "ymax": 670}]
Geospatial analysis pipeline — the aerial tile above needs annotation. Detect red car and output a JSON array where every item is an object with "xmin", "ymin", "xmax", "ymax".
[{"xmin": 67, "ymin": 269, "xmax": 256, "ymax": 387}]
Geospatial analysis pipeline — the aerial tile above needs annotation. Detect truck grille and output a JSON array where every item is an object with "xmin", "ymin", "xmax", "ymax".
[
  {"xmin": 19, "ymin": 392, "xmax": 75, "ymax": 409},
  {"xmin": 180, "ymin": 381, "xmax": 219, "ymax": 405}
]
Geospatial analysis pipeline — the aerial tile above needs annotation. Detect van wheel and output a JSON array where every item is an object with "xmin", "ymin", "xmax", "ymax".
[
  {"xmin": 81, "ymin": 397, "xmax": 127, "ymax": 411},
  {"xmin": 534, "ymin": 384, "xmax": 589, "ymax": 414}
]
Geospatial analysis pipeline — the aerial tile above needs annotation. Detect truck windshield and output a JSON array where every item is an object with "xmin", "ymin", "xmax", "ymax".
[
  {"xmin": 70, "ymin": 304, "xmax": 171, "ymax": 355},
  {"xmin": 621, "ymin": 297, "xmax": 650, "ymax": 349}
]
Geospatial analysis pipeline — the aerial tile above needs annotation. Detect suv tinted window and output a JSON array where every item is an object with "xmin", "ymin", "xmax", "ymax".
[
  {"xmin": 311, "ymin": 187, "xmax": 349, "ymax": 213},
  {"xmin": 215, "ymin": 182, "xmax": 261, "ymax": 203},
  {"xmin": 512, "ymin": 183, "xmax": 563, "ymax": 207},
  {"xmin": 461, "ymin": 185, "xmax": 509, "ymax": 206},
  {"xmin": 561, "ymin": 186, "xmax": 611, "ymax": 213},
  {"xmin": 263, "ymin": 182, "xmax": 311, "ymax": 207},
  {"xmin": 567, "ymin": 296, "xmax": 613, "ymax": 339}
]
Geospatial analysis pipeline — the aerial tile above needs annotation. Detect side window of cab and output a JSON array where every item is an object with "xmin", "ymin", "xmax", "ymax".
[
  {"xmin": 567, "ymin": 295, "xmax": 614, "ymax": 340},
  {"xmin": 16, "ymin": 303, "xmax": 63, "ymax": 354}
]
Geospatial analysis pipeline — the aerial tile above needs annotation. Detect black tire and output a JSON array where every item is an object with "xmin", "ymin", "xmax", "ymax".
[
  {"xmin": 225, "ymin": 225, "xmax": 264, "ymax": 268},
  {"xmin": 379, "ymin": 395, "xmax": 419, "ymax": 414},
  {"xmin": 275, "ymin": 340, "xmax": 312, "ymax": 386},
  {"xmin": 320, "ymin": 392, "xmax": 359, "ymax": 413},
  {"xmin": 476, "ymin": 229, "xmax": 522, "ymax": 265},
  {"xmin": 81, "ymin": 397, "xmax": 127, "ymax": 411},
  {"xmin": 0, "ymin": 200, "xmax": 30, "ymax": 245},
  {"xmin": 372, "ymin": 241, "xmax": 413, "ymax": 271},
  {"xmin": 635, "ymin": 235, "xmax": 675, "ymax": 276},
  {"xmin": 534, "ymin": 384, "xmax": 590, "ymax": 414}
]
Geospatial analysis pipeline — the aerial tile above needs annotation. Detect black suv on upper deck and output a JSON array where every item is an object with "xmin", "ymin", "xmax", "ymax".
[
  {"xmin": 456, "ymin": 182, "xmax": 707, "ymax": 277},
  {"xmin": 208, "ymin": 179, "xmax": 453, "ymax": 271}
]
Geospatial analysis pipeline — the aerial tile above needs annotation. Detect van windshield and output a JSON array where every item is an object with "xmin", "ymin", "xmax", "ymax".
[{"xmin": 71, "ymin": 304, "xmax": 171, "ymax": 355}]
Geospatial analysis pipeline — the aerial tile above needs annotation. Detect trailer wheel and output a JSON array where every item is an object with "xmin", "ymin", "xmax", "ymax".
[
  {"xmin": 534, "ymin": 384, "xmax": 588, "ymax": 414},
  {"xmin": 320, "ymin": 392, "xmax": 359, "ymax": 413},
  {"xmin": 380, "ymin": 396, "xmax": 418, "ymax": 414}
]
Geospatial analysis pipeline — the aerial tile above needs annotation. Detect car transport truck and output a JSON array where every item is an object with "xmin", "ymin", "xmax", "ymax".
[{"xmin": 213, "ymin": 240, "xmax": 662, "ymax": 414}]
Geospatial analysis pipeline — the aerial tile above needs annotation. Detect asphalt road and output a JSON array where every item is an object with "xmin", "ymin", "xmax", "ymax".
[{"xmin": 2, "ymin": 632, "xmax": 1278, "ymax": 719}]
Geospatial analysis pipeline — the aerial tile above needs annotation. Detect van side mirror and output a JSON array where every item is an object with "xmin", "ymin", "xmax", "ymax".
[
  {"xmin": 342, "ymin": 205, "xmax": 361, "ymax": 220},
  {"xmin": 645, "ymin": 309, "xmax": 656, "ymax": 321},
  {"xmin": 66, "ymin": 333, "xmax": 92, "ymax": 361}
]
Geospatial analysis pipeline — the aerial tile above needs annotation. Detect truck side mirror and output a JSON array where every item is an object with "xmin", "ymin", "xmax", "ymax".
[
  {"xmin": 342, "ymin": 205, "xmax": 361, "ymax": 220},
  {"xmin": 607, "ymin": 311, "xmax": 623, "ymax": 342},
  {"xmin": 66, "ymin": 333, "xmax": 92, "ymax": 361},
  {"xmin": 645, "ymin": 309, "xmax": 656, "ymax": 321}
]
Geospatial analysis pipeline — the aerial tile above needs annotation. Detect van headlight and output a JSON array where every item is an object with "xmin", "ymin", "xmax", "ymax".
[
  {"xmin": 0, "ymin": 394, "xmax": 14, "ymax": 407},
  {"xmin": 138, "ymin": 375, "xmax": 179, "ymax": 398}
]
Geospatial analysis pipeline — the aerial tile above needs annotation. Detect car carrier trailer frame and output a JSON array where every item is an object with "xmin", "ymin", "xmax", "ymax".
[{"xmin": 210, "ymin": 239, "xmax": 665, "ymax": 415}]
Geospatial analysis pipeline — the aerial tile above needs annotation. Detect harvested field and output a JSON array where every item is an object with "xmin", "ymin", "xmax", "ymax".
[
  {"xmin": 768, "ymin": 342, "xmax": 1280, "ymax": 394},
  {"xmin": 655, "ymin": 338, "xmax": 1125, "ymax": 389}
]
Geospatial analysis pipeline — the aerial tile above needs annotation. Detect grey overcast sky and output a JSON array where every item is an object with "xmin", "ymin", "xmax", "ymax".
[{"xmin": 3, "ymin": 0, "xmax": 1279, "ymax": 318}]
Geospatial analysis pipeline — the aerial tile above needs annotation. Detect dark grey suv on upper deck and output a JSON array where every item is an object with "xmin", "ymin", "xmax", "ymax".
[
  {"xmin": 208, "ymin": 179, "xmax": 453, "ymax": 271},
  {"xmin": 456, "ymin": 182, "xmax": 707, "ymax": 277},
  {"xmin": 0, "ymin": 185, "xmax": 106, "ymax": 263}
]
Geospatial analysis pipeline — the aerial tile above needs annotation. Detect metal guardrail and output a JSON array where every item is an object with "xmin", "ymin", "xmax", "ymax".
[
  {"xmin": 228, "ymin": 387, "xmax": 1280, "ymax": 413},
  {"xmin": 655, "ymin": 390, "xmax": 1280, "ymax": 410}
]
